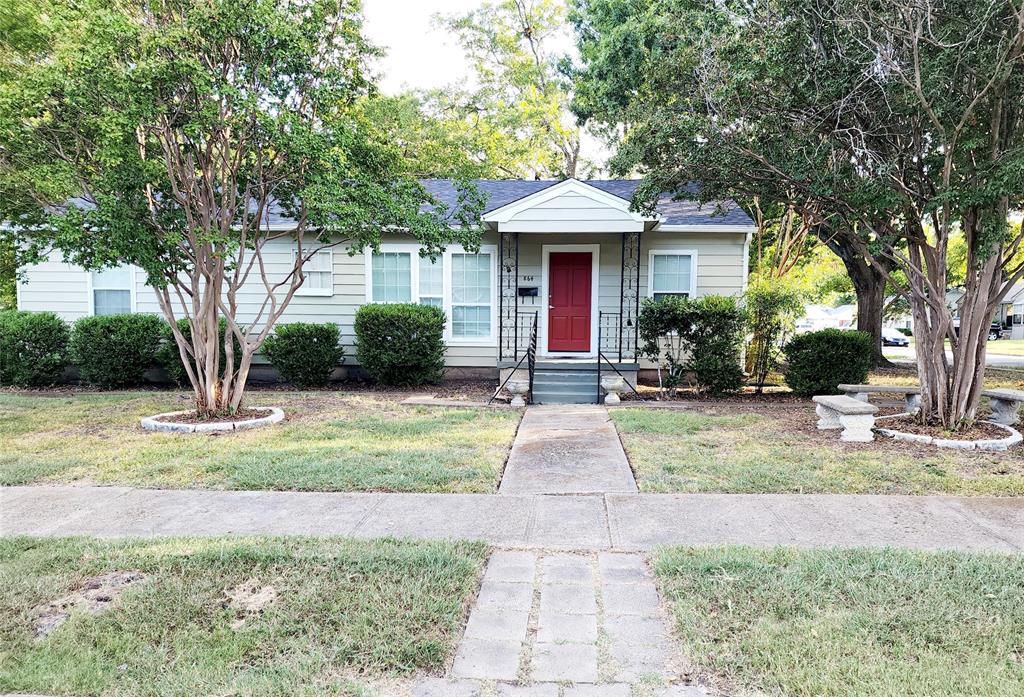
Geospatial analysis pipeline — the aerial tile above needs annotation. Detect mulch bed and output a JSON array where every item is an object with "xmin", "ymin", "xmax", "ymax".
[
  {"xmin": 153, "ymin": 407, "xmax": 273, "ymax": 424},
  {"xmin": 878, "ymin": 415, "xmax": 1009, "ymax": 441}
]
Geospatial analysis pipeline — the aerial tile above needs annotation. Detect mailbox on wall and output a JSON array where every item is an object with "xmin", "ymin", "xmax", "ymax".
[{"xmin": 517, "ymin": 286, "xmax": 539, "ymax": 298}]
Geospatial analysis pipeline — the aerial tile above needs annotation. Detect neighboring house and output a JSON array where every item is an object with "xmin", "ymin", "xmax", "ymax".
[
  {"xmin": 948, "ymin": 285, "xmax": 1024, "ymax": 339},
  {"xmin": 16, "ymin": 178, "xmax": 754, "ymax": 403},
  {"xmin": 795, "ymin": 304, "xmax": 856, "ymax": 333}
]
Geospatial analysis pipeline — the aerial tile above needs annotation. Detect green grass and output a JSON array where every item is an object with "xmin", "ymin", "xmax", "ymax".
[
  {"xmin": 0, "ymin": 536, "xmax": 487, "ymax": 696},
  {"xmin": 0, "ymin": 391, "xmax": 520, "ymax": 492},
  {"xmin": 655, "ymin": 546, "xmax": 1024, "ymax": 697},
  {"xmin": 887, "ymin": 338, "xmax": 1024, "ymax": 357},
  {"xmin": 611, "ymin": 408, "xmax": 1024, "ymax": 495}
]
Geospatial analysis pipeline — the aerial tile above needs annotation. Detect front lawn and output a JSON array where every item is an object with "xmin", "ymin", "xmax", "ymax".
[
  {"xmin": 0, "ymin": 536, "xmax": 487, "ymax": 697},
  {"xmin": 655, "ymin": 546, "xmax": 1024, "ymax": 697},
  {"xmin": 0, "ymin": 391, "xmax": 520, "ymax": 492},
  {"xmin": 611, "ymin": 407, "xmax": 1024, "ymax": 495}
]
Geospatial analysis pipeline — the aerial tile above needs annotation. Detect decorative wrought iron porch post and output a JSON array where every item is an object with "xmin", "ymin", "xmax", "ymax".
[
  {"xmin": 620, "ymin": 231, "xmax": 642, "ymax": 362},
  {"xmin": 499, "ymin": 230, "xmax": 519, "ymax": 361}
]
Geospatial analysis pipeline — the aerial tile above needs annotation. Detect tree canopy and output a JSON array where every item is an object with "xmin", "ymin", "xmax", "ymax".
[
  {"xmin": 572, "ymin": 0, "xmax": 1024, "ymax": 427},
  {"xmin": 0, "ymin": 0, "xmax": 483, "ymax": 413},
  {"xmin": 436, "ymin": 0, "xmax": 587, "ymax": 178}
]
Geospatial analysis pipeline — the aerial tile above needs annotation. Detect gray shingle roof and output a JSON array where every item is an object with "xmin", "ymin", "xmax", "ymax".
[{"xmin": 419, "ymin": 178, "xmax": 754, "ymax": 227}]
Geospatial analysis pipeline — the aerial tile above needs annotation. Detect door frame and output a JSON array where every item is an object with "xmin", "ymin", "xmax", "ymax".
[{"xmin": 540, "ymin": 243, "xmax": 601, "ymax": 358}]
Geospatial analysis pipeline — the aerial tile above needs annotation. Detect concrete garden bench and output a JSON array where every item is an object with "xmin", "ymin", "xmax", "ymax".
[
  {"xmin": 838, "ymin": 384, "xmax": 922, "ymax": 414},
  {"xmin": 980, "ymin": 389, "xmax": 1024, "ymax": 425},
  {"xmin": 812, "ymin": 395, "xmax": 878, "ymax": 442}
]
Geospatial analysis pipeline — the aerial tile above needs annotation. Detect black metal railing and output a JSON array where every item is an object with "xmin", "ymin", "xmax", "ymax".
[
  {"xmin": 490, "ymin": 310, "xmax": 538, "ymax": 404},
  {"xmin": 597, "ymin": 311, "xmax": 638, "ymax": 363},
  {"xmin": 596, "ymin": 310, "xmax": 643, "ymax": 403}
]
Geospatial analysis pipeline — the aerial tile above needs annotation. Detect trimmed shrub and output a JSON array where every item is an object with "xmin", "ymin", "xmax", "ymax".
[
  {"xmin": 638, "ymin": 294, "xmax": 747, "ymax": 396},
  {"xmin": 70, "ymin": 314, "xmax": 164, "ymax": 387},
  {"xmin": 354, "ymin": 303, "xmax": 445, "ymax": 386},
  {"xmin": 0, "ymin": 310, "xmax": 70, "ymax": 386},
  {"xmin": 263, "ymin": 322, "xmax": 345, "ymax": 387},
  {"xmin": 686, "ymin": 295, "xmax": 747, "ymax": 396},
  {"xmin": 784, "ymin": 329, "xmax": 874, "ymax": 396},
  {"xmin": 156, "ymin": 317, "xmax": 242, "ymax": 385}
]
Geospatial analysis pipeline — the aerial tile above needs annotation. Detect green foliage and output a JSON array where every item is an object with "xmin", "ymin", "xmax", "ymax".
[
  {"xmin": 0, "ymin": 310, "xmax": 69, "ymax": 386},
  {"xmin": 638, "ymin": 294, "xmax": 747, "ymax": 395},
  {"xmin": 686, "ymin": 296, "xmax": 747, "ymax": 396},
  {"xmin": 435, "ymin": 0, "xmax": 584, "ymax": 177},
  {"xmin": 361, "ymin": 93, "xmax": 529, "ymax": 179},
  {"xmin": 0, "ymin": 0, "xmax": 484, "ymax": 413},
  {"xmin": 156, "ymin": 317, "xmax": 241, "ymax": 385},
  {"xmin": 263, "ymin": 322, "xmax": 345, "ymax": 388},
  {"xmin": 0, "ymin": 239, "xmax": 15, "ymax": 310},
  {"xmin": 572, "ymin": 0, "xmax": 1024, "ymax": 424},
  {"xmin": 70, "ymin": 314, "xmax": 164, "ymax": 387},
  {"xmin": 745, "ymin": 279, "xmax": 804, "ymax": 392},
  {"xmin": 354, "ymin": 304, "xmax": 446, "ymax": 387},
  {"xmin": 783, "ymin": 329, "xmax": 874, "ymax": 396}
]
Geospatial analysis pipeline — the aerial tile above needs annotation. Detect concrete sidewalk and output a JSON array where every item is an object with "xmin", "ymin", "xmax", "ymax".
[
  {"xmin": 499, "ymin": 405, "xmax": 638, "ymax": 495},
  {"xmin": 2, "ymin": 486, "xmax": 1022, "ymax": 552}
]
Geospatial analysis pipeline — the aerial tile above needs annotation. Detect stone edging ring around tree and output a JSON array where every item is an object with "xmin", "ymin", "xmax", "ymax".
[
  {"xmin": 141, "ymin": 407, "xmax": 285, "ymax": 434},
  {"xmin": 875, "ymin": 414, "xmax": 1023, "ymax": 452}
]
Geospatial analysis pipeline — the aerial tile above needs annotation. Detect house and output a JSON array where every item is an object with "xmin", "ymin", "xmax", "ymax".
[
  {"xmin": 15, "ymin": 178, "xmax": 754, "ymax": 403},
  {"xmin": 795, "ymin": 304, "xmax": 856, "ymax": 333}
]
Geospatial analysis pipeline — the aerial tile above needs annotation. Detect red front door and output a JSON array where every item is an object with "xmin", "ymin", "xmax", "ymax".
[{"xmin": 548, "ymin": 252, "xmax": 592, "ymax": 352}]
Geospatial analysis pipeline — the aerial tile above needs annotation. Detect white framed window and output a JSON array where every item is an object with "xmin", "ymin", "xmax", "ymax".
[
  {"xmin": 648, "ymin": 250, "xmax": 697, "ymax": 301},
  {"xmin": 451, "ymin": 252, "xmax": 492, "ymax": 338},
  {"xmin": 369, "ymin": 249, "xmax": 414, "ymax": 302},
  {"xmin": 89, "ymin": 266, "xmax": 135, "ymax": 316},
  {"xmin": 365, "ymin": 243, "xmax": 497, "ymax": 344},
  {"xmin": 294, "ymin": 248, "xmax": 334, "ymax": 296},
  {"xmin": 418, "ymin": 255, "xmax": 443, "ymax": 308}
]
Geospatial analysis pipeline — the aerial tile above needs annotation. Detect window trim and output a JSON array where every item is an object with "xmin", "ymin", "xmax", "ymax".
[
  {"xmin": 647, "ymin": 249, "xmax": 698, "ymax": 300},
  {"xmin": 86, "ymin": 265, "xmax": 137, "ymax": 316},
  {"xmin": 364, "ymin": 243, "xmax": 498, "ymax": 346},
  {"xmin": 293, "ymin": 247, "xmax": 335, "ymax": 297}
]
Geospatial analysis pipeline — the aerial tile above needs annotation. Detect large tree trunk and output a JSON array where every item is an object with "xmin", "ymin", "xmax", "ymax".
[
  {"xmin": 902, "ymin": 209, "xmax": 1002, "ymax": 428},
  {"xmin": 818, "ymin": 226, "xmax": 893, "ymax": 366}
]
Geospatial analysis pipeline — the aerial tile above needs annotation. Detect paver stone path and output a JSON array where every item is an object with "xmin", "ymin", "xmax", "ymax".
[
  {"xmin": 413, "ymin": 551, "xmax": 708, "ymax": 697},
  {"xmin": 498, "ymin": 405, "xmax": 637, "ymax": 495}
]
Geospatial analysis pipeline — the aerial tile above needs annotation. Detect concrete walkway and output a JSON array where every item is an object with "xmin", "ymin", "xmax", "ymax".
[
  {"xmin": 2, "ymin": 486, "xmax": 1022, "ymax": 552},
  {"xmin": 498, "ymin": 405, "xmax": 637, "ymax": 495}
]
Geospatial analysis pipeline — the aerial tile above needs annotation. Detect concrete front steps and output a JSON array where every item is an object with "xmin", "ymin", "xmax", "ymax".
[{"xmin": 531, "ymin": 360, "xmax": 637, "ymax": 405}]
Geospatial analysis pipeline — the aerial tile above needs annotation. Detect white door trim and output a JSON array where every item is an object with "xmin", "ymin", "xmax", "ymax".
[{"xmin": 540, "ymin": 243, "xmax": 601, "ymax": 358}]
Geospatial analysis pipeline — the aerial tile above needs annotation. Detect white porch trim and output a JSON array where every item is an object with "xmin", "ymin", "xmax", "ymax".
[
  {"xmin": 482, "ymin": 179, "xmax": 657, "ymax": 233},
  {"xmin": 539, "ymin": 243, "xmax": 601, "ymax": 359}
]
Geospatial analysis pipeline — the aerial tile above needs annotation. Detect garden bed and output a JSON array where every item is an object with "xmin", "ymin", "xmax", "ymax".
[
  {"xmin": 875, "ymin": 414, "xmax": 1022, "ymax": 452},
  {"xmin": 142, "ymin": 406, "xmax": 285, "ymax": 433}
]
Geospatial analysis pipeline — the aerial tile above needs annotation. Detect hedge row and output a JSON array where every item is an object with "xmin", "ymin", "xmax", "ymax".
[{"xmin": 0, "ymin": 311, "xmax": 349, "ymax": 388}]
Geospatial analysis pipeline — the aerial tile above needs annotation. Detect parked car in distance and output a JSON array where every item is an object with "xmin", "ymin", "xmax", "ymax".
[
  {"xmin": 881, "ymin": 328, "xmax": 910, "ymax": 347},
  {"xmin": 989, "ymin": 323, "xmax": 1004, "ymax": 341}
]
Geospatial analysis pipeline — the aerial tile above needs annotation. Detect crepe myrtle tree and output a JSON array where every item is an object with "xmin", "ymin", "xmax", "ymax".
[
  {"xmin": 571, "ymin": 0, "xmax": 1024, "ymax": 428},
  {"xmin": 0, "ymin": 0, "xmax": 485, "ymax": 416}
]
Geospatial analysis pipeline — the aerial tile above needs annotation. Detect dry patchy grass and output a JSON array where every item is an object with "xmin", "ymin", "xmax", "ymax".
[
  {"xmin": 612, "ymin": 404, "xmax": 1024, "ymax": 495},
  {"xmin": 0, "ymin": 391, "xmax": 520, "ymax": 492},
  {"xmin": 655, "ymin": 546, "xmax": 1024, "ymax": 697}
]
